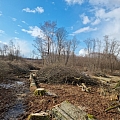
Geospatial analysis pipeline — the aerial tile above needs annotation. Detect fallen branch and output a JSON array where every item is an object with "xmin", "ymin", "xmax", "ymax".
[
  {"xmin": 77, "ymin": 83, "xmax": 91, "ymax": 92},
  {"xmin": 105, "ymin": 104, "xmax": 120, "ymax": 112}
]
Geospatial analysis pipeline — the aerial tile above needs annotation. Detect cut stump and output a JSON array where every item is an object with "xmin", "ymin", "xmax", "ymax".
[
  {"xmin": 34, "ymin": 88, "xmax": 46, "ymax": 96},
  {"xmin": 51, "ymin": 101, "xmax": 88, "ymax": 120},
  {"xmin": 27, "ymin": 111, "xmax": 50, "ymax": 120}
]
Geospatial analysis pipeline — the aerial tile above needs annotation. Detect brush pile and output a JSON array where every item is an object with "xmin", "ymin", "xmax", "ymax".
[{"xmin": 36, "ymin": 65, "xmax": 100, "ymax": 86}]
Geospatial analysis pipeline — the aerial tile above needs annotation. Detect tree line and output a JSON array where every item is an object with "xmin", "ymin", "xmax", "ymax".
[
  {"xmin": 0, "ymin": 40, "xmax": 20, "ymax": 60},
  {"xmin": 33, "ymin": 21, "xmax": 78, "ymax": 66},
  {"xmin": 33, "ymin": 21, "xmax": 120, "ymax": 73},
  {"xmin": 77, "ymin": 35, "xmax": 120, "ymax": 73}
]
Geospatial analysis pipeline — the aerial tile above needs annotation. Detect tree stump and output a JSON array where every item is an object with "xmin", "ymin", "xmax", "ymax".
[
  {"xmin": 27, "ymin": 112, "xmax": 50, "ymax": 120},
  {"xmin": 51, "ymin": 101, "xmax": 89, "ymax": 120},
  {"xmin": 34, "ymin": 88, "xmax": 46, "ymax": 96}
]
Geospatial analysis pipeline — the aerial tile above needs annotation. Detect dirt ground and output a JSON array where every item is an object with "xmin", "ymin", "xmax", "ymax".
[
  {"xmin": 1, "ymin": 76, "xmax": 120, "ymax": 120},
  {"xmin": 22, "ymin": 83, "xmax": 120, "ymax": 120},
  {"xmin": 0, "ymin": 62, "xmax": 120, "ymax": 120}
]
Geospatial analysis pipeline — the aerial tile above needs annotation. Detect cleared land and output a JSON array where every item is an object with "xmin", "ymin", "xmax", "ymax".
[{"xmin": 0, "ymin": 59, "xmax": 120, "ymax": 120}]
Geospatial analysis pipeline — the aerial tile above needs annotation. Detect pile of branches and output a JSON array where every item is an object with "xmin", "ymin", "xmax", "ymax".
[{"xmin": 36, "ymin": 65, "xmax": 100, "ymax": 86}]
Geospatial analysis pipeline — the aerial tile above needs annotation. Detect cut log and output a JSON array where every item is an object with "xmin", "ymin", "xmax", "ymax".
[
  {"xmin": 27, "ymin": 111, "xmax": 50, "ymax": 120},
  {"xmin": 29, "ymin": 73, "xmax": 38, "ymax": 92},
  {"xmin": 30, "ymin": 83, "xmax": 37, "ymax": 92},
  {"xmin": 46, "ymin": 91, "xmax": 57, "ymax": 97},
  {"xmin": 34, "ymin": 88, "xmax": 46, "ymax": 96},
  {"xmin": 51, "ymin": 101, "xmax": 87, "ymax": 120}
]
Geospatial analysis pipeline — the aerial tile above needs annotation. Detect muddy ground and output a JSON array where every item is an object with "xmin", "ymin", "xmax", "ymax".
[
  {"xmin": 0, "ymin": 76, "xmax": 120, "ymax": 120},
  {"xmin": 0, "ymin": 61, "xmax": 120, "ymax": 120},
  {"xmin": 0, "ymin": 76, "xmax": 30, "ymax": 120}
]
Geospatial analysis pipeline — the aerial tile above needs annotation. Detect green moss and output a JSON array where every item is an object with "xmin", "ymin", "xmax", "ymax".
[
  {"xmin": 115, "ymin": 80, "xmax": 120, "ymax": 88},
  {"xmin": 34, "ymin": 88, "xmax": 46, "ymax": 96},
  {"xmin": 87, "ymin": 114, "xmax": 95, "ymax": 120}
]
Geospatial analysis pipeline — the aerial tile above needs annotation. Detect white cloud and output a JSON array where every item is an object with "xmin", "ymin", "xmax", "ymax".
[
  {"xmin": 74, "ymin": 27, "xmax": 90, "ymax": 34},
  {"xmin": 35, "ymin": 7, "xmax": 44, "ymax": 13},
  {"xmin": 22, "ymin": 26, "xmax": 45, "ymax": 39},
  {"xmin": 89, "ymin": 0, "xmax": 120, "ymax": 9},
  {"xmin": 23, "ymin": 8, "xmax": 35, "ymax": 13},
  {"xmin": 13, "ymin": 39, "xmax": 32, "ymax": 57},
  {"xmin": 73, "ymin": 26, "xmax": 97, "ymax": 35},
  {"xmin": 101, "ymin": 19, "xmax": 120, "ymax": 39},
  {"xmin": 98, "ymin": 7, "xmax": 120, "ymax": 20},
  {"xmin": 15, "ymin": 30, "xmax": 19, "ymax": 34},
  {"xmin": 22, "ymin": 21, "xmax": 28, "ymax": 25},
  {"xmin": 23, "ymin": 7, "xmax": 44, "ymax": 14},
  {"xmin": 91, "ymin": 7, "xmax": 120, "ymax": 39},
  {"xmin": 80, "ymin": 14, "xmax": 90, "ymax": 24},
  {"xmin": 52, "ymin": 2, "xmax": 55, "ymax": 5},
  {"xmin": 12, "ymin": 18, "xmax": 17, "ymax": 21},
  {"xmin": 0, "ymin": 41, "xmax": 7, "ymax": 45},
  {"xmin": 14, "ymin": 37, "xmax": 19, "ymax": 40},
  {"xmin": 95, "ymin": 8, "xmax": 105, "ymax": 19},
  {"xmin": 22, "ymin": 21, "xmax": 26, "ymax": 23},
  {"xmin": 65, "ymin": 0, "xmax": 84, "ymax": 5},
  {"xmin": 91, "ymin": 19, "xmax": 101, "ymax": 25},
  {"xmin": 0, "ymin": 11, "xmax": 2, "ymax": 16},
  {"xmin": 0, "ymin": 30, "xmax": 5, "ymax": 34},
  {"xmin": 79, "ymin": 49, "xmax": 88, "ymax": 56},
  {"xmin": 18, "ymin": 25, "xmax": 22, "ymax": 27},
  {"xmin": 0, "ymin": 30, "xmax": 5, "ymax": 35}
]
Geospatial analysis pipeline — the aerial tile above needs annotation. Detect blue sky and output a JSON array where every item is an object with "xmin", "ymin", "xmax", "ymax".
[{"xmin": 0, "ymin": 0, "xmax": 120, "ymax": 57}]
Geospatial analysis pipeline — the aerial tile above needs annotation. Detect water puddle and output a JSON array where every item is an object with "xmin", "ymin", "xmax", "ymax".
[
  {"xmin": 1, "ymin": 80, "xmax": 28, "ymax": 120},
  {"xmin": 0, "ymin": 81, "xmax": 24, "ymax": 89},
  {"xmin": 4, "ymin": 100, "xmax": 25, "ymax": 120},
  {"xmin": 0, "ymin": 83, "xmax": 15, "ymax": 89}
]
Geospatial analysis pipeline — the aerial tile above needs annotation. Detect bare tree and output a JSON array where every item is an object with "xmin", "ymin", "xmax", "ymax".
[
  {"xmin": 71, "ymin": 36, "xmax": 78, "ymax": 66},
  {"xmin": 33, "ymin": 37, "xmax": 45, "ymax": 64},
  {"xmin": 107, "ymin": 38, "xmax": 120, "ymax": 72},
  {"xmin": 8, "ymin": 40, "xmax": 16, "ymax": 60},
  {"xmin": 84, "ymin": 38, "xmax": 93, "ymax": 69},
  {"xmin": 41, "ymin": 21, "xmax": 57, "ymax": 55},
  {"xmin": 15, "ymin": 44, "xmax": 20, "ymax": 60},
  {"xmin": 65, "ymin": 40, "xmax": 71, "ymax": 66},
  {"xmin": 56, "ymin": 27, "xmax": 67, "ymax": 62}
]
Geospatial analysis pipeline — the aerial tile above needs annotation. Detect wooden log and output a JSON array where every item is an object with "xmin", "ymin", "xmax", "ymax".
[
  {"xmin": 29, "ymin": 73, "xmax": 38, "ymax": 92},
  {"xmin": 27, "ymin": 112, "xmax": 50, "ymax": 120},
  {"xmin": 51, "ymin": 101, "xmax": 87, "ymax": 120},
  {"xmin": 30, "ymin": 83, "xmax": 37, "ymax": 92},
  {"xmin": 46, "ymin": 91, "xmax": 57, "ymax": 97},
  {"xmin": 29, "ymin": 70, "xmax": 38, "ymax": 72},
  {"xmin": 52, "ymin": 106, "xmax": 73, "ymax": 120}
]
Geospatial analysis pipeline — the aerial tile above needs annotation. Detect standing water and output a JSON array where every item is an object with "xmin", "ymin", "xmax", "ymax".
[{"xmin": 0, "ymin": 80, "xmax": 29, "ymax": 120}]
